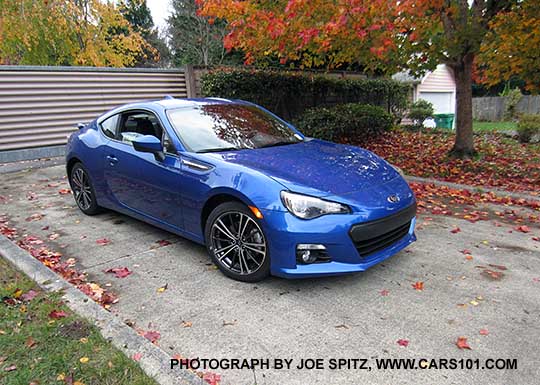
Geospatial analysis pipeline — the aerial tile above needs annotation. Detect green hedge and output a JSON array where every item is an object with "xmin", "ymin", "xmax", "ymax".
[
  {"xmin": 201, "ymin": 68, "xmax": 410, "ymax": 121},
  {"xmin": 294, "ymin": 103, "xmax": 393, "ymax": 143}
]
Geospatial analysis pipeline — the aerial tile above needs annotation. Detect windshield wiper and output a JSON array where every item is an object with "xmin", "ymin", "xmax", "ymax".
[
  {"xmin": 196, "ymin": 147, "xmax": 240, "ymax": 153},
  {"xmin": 258, "ymin": 140, "xmax": 299, "ymax": 149}
]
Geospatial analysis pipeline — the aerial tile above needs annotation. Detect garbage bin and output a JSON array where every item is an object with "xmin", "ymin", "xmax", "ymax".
[{"xmin": 433, "ymin": 113, "xmax": 454, "ymax": 129}]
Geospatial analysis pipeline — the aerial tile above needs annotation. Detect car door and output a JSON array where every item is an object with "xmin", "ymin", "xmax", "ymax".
[{"xmin": 102, "ymin": 109, "xmax": 184, "ymax": 229}]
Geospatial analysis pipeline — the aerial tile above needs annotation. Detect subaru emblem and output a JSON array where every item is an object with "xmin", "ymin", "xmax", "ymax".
[{"xmin": 387, "ymin": 194, "xmax": 400, "ymax": 203}]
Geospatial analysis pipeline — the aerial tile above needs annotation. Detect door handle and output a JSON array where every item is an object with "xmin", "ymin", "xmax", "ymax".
[{"xmin": 106, "ymin": 155, "xmax": 118, "ymax": 165}]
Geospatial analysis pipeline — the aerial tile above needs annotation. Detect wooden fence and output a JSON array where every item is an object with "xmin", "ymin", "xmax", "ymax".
[{"xmin": 473, "ymin": 95, "xmax": 540, "ymax": 121}]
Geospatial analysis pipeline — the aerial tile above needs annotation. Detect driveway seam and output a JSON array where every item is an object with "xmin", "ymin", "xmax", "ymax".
[{"xmin": 0, "ymin": 234, "xmax": 202, "ymax": 385}]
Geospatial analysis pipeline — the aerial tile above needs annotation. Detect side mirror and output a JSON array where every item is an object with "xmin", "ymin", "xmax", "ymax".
[{"xmin": 132, "ymin": 135, "xmax": 165, "ymax": 161}]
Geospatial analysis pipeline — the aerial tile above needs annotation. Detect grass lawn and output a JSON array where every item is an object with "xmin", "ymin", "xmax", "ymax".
[
  {"xmin": 0, "ymin": 257, "xmax": 157, "ymax": 385},
  {"xmin": 473, "ymin": 120, "xmax": 517, "ymax": 132}
]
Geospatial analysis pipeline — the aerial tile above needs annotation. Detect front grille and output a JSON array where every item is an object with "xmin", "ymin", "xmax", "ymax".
[
  {"xmin": 353, "ymin": 221, "xmax": 411, "ymax": 257},
  {"xmin": 350, "ymin": 204, "xmax": 416, "ymax": 258}
]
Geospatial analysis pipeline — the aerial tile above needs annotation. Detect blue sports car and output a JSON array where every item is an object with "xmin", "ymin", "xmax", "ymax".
[{"xmin": 66, "ymin": 97, "xmax": 416, "ymax": 282}]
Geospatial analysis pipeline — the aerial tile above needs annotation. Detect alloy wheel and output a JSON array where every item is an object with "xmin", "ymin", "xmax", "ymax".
[
  {"xmin": 210, "ymin": 211, "xmax": 267, "ymax": 275},
  {"xmin": 71, "ymin": 168, "xmax": 93, "ymax": 211}
]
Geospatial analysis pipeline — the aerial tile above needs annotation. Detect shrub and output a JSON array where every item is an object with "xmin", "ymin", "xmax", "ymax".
[
  {"xmin": 408, "ymin": 99, "xmax": 434, "ymax": 127},
  {"xmin": 517, "ymin": 114, "xmax": 540, "ymax": 143},
  {"xmin": 200, "ymin": 68, "xmax": 410, "ymax": 121},
  {"xmin": 294, "ymin": 103, "xmax": 393, "ymax": 143},
  {"xmin": 503, "ymin": 88, "xmax": 523, "ymax": 120}
]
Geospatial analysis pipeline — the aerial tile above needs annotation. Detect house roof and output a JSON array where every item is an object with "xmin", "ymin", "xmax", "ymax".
[{"xmin": 391, "ymin": 71, "xmax": 422, "ymax": 84}]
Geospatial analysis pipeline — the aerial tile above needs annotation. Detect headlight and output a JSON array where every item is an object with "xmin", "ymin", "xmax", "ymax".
[{"xmin": 280, "ymin": 191, "xmax": 350, "ymax": 219}]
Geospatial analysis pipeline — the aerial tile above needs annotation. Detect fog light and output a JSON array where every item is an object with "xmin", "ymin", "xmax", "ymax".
[
  {"xmin": 299, "ymin": 250, "xmax": 317, "ymax": 264},
  {"xmin": 296, "ymin": 244, "xmax": 330, "ymax": 264}
]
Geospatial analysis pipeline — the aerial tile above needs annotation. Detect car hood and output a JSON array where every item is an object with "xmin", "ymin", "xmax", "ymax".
[{"xmin": 211, "ymin": 139, "xmax": 400, "ymax": 197}]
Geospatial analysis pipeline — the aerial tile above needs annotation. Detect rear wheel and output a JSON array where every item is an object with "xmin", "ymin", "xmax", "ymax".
[
  {"xmin": 205, "ymin": 202, "xmax": 270, "ymax": 282},
  {"xmin": 69, "ymin": 162, "xmax": 101, "ymax": 215}
]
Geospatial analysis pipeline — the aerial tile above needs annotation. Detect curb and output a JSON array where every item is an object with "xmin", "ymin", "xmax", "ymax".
[
  {"xmin": 0, "ymin": 156, "xmax": 64, "ymax": 174},
  {"xmin": 0, "ymin": 234, "xmax": 202, "ymax": 385},
  {"xmin": 404, "ymin": 175, "xmax": 540, "ymax": 202}
]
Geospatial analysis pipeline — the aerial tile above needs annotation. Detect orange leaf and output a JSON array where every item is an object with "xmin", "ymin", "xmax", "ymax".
[
  {"xmin": 412, "ymin": 281, "xmax": 424, "ymax": 291},
  {"xmin": 456, "ymin": 337, "xmax": 471, "ymax": 350}
]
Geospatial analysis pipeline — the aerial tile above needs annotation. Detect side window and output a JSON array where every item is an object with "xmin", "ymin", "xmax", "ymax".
[
  {"xmin": 118, "ymin": 111, "xmax": 161, "ymax": 145},
  {"xmin": 100, "ymin": 115, "xmax": 119, "ymax": 139}
]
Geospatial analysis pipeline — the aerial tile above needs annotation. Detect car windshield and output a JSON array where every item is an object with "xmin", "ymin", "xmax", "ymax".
[{"xmin": 166, "ymin": 103, "xmax": 302, "ymax": 153}]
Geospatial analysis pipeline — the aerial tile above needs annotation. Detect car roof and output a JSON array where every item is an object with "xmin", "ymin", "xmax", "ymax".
[
  {"xmin": 124, "ymin": 97, "xmax": 237, "ymax": 110},
  {"xmin": 97, "ymin": 97, "xmax": 248, "ymax": 123}
]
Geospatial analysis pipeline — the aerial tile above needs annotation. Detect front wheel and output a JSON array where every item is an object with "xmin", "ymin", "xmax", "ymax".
[
  {"xmin": 69, "ymin": 162, "xmax": 101, "ymax": 215},
  {"xmin": 205, "ymin": 202, "xmax": 270, "ymax": 282}
]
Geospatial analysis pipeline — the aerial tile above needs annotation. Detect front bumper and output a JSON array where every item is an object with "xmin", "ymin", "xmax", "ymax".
[{"xmin": 261, "ymin": 205, "xmax": 416, "ymax": 278}]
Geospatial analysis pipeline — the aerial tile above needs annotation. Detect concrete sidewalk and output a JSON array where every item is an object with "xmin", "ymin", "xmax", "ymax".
[{"xmin": 1, "ymin": 165, "xmax": 539, "ymax": 385}]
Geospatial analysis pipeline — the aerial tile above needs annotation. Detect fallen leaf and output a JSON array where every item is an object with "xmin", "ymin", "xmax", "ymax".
[
  {"xmin": 450, "ymin": 227, "xmax": 461, "ymax": 234},
  {"xmin": 96, "ymin": 238, "xmax": 111, "ymax": 246},
  {"xmin": 132, "ymin": 352, "xmax": 143, "ymax": 361},
  {"xmin": 380, "ymin": 289, "xmax": 389, "ymax": 296},
  {"xmin": 470, "ymin": 300, "xmax": 479, "ymax": 306},
  {"xmin": 13, "ymin": 288, "xmax": 24, "ymax": 299},
  {"xmin": 479, "ymin": 329, "xmax": 489, "ymax": 336},
  {"xmin": 48, "ymin": 310, "xmax": 68, "ymax": 319},
  {"xmin": 3, "ymin": 365, "xmax": 17, "ymax": 372},
  {"xmin": 202, "ymin": 372, "xmax": 221, "ymax": 385},
  {"xmin": 335, "ymin": 324, "xmax": 349, "ymax": 329},
  {"xmin": 465, "ymin": 255, "xmax": 473, "ymax": 260},
  {"xmin": 21, "ymin": 290, "xmax": 38, "ymax": 302},
  {"xmin": 26, "ymin": 336, "xmax": 37, "ymax": 348},
  {"xmin": 223, "ymin": 320, "xmax": 237, "ymax": 326},
  {"xmin": 104, "ymin": 267, "xmax": 132, "ymax": 279},
  {"xmin": 0, "ymin": 356, "xmax": 6, "ymax": 363},
  {"xmin": 25, "ymin": 213, "xmax": 44, "ymax": 222},
  {"xmin": 157, "ymin": 284, "xmax": 168, "ymax": 293},
  {"xmin": 79, "ymin": 357, "xmax": 89, "ymax": 364},
  {"xmin": 48, "ymin": 233, "xmax": 60, "ymax": 240},
  {"xmin": 157, "ymin": 239, "xmax": 171, "ymax": 247},
  {"xmin": 181, "ymin": 321, "xmax": 192, "ymax": 328},
  {"xmin": 79, "ymin": 338, "xmax": 88, "ymax": 344},
  {"xmin": 412, "ymin": 281, "xmax": 424, "ymax": 291},
  {"xmin": 58, "ymin": 189, "xmax": 71, "ymax": 195},
  {"xmin": 456, "ymin": 337, "xmax": 471, "ymax": 350},
  {"xmin": 397, "ymin": 339, "xmax": 409, "ymax": 347},
  {"xmin": 481, "ymin": 269, "xmax": 504, "ymax": 280},
  {"xmin": 56, "ymin": 373, "xmax": 65, "ymax": 381},
  {"xmin": 532, "ymin": 237, "xmax": 539, "ymax": 242},
  {"xmin": 488, "ymin": 264, "xmax": 507, "ymax": 271},
  {"xmin": 515, "ymin": 225, "xmax": 530, "ymax": 233},
  {"xmin": 460, "ymin": 249, "xmax": 472, "ymax": 254},
  {"xmin": 143, "ymin": 330, "xmax": 160, "ymax": 343}
]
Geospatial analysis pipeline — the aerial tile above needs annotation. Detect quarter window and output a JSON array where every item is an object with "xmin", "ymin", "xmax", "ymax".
[{"xmin": 100, "ymin": 114, "xmax": 119, "ymax": 139}]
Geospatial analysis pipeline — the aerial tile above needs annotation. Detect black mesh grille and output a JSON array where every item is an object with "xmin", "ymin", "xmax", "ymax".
[
  {"xmin": 349, "ymin": 203, "xmax": 416, "ymax": 258},
  {"xmin": 353, "ymin": 221, "xmax": 411, "ymax": 257}
]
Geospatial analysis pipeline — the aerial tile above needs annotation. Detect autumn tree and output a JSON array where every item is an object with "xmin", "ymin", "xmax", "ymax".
[
  {"xmin": 478, "ymin": 1, "xmax": 540, "ymax": 93},
  {"xmin": 199, "ymin": 0, "xmax": 537, "ymax": 158},
  {"xmin": 0, "ymin": 0, "xmax": 154, "ymax": 67},
  {"xmin": 118, "ymin": 0, "xmax": 170, "ymax": 67},
  {"xmin": 168, "ymin": 0, "xmax": 243, "ymax": 66}
]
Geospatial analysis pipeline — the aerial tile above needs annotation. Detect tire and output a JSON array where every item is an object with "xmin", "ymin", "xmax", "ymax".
[
  {"xmin": 205, "ymin": 202, "xmax": 270, "ymax": 282},
  {"xmin": 69, "ymin": 162, "xmax": 102, "ymax": 215}
]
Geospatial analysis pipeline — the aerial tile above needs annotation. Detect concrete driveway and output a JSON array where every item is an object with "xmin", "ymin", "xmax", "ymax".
[{"xmin": 1, "ymin": 164, "xmax": 539, "ymax": 385}]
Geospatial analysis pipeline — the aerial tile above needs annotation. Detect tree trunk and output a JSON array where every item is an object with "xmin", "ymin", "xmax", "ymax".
[{"xmin": 449, "ymin": 53, "xmax": 476, "ymax": 158}]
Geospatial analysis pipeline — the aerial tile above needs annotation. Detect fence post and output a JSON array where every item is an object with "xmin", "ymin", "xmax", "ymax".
[{"xmin": 184, "ymin": 65, "xmax": 196, "ymax": 98}]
